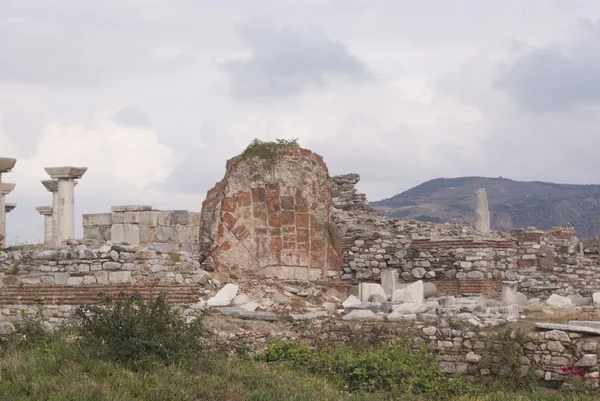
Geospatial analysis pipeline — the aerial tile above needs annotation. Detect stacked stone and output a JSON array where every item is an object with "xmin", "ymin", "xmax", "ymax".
[
  {"xmin": 83, "ymin": 206, "xmax": 200, "ymax": 253},
  {"xmin": 0, "ymin": 242, "xmax": 209, "ymax": 288},
  {"xmin": 331, "ymin": 174, "xmax": 373, "ymax": 211}
]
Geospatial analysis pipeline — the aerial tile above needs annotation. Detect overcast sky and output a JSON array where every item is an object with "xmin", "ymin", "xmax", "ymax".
[{"xmin": 3, "ymin": 0, "xmax": 600, "ymax": 244}]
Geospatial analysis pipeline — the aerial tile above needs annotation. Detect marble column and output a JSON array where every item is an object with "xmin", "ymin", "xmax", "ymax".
[
  {"xmin": 0, "ymin": 158, "xmax": 16, "ymax": 248},
  {"xmin": 35, "ymin": 206, "xmax": 53, "ymax": 244},
  {"xmin": 44, "ymin": 167, "xmax": 87, "ymax": 242},
  {"xmin": 42, "ymin": 180, "xmax": 59, "ymax": 243},
  {"xmin": 501, "ymin": 281, "xmax": 518, "ymax": 305},
  {"xmin": 474, "ymin": 188, "xmax": 491, "ymax": 234}
]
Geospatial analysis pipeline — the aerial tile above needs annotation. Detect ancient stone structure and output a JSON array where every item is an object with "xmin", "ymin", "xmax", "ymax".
[
  {"xmin": 35, "ymin": 206, "xmax": 53, "ymax": 244},
  {"xmin": 82, "ymin": 205, "xmax": 200, "ymax": 252},
  {"xmin": 1, "ymin": 183, "xmax": 15, "ymax": 249},
  {"xmin": 44, "ymin": 167, "xmax": 87, "ymax": 242},
  {"xmin": 41, "ymin": 180, "xmax": 60, "ymax": 244},
  {"xmin": 200, "ymin": 146, "xmax": 341, "ymax": 280},
  {"xmin": 474, "ymin": 188, "xmax": 490, "ymax": 233},
  {"xmin": 332, "ymin": 174, "xmax": 373, "ymax": 211},
  {"xmin": 0, "ymin": 158, "xmax": 16, "ymax": 249}
]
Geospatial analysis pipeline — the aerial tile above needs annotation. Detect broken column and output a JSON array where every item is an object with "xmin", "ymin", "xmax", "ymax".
[
  {"xmin": 474, "ymin": 188, "xmax": 490, "ymax": 233},
  {"xmin": 35, "ymin": 206, "xmax": 53, "ymax": 244},
  {"xmin": 0, "ymin": 158, "xmax": 16, "ymax": 248},
  {"xmin": 44, "ymin": 167, "xmax": 87, "ymax": 242},
  {"xmin": 42, "ymin": 180, "xmax": 59, "ymax": 243}
]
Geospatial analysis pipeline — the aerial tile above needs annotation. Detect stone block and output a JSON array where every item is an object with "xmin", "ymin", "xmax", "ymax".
[
  {"xmin": 111, "ymin": 224, "xmax": 139, "ymax": 245},
  {"xmin": 357, "ymin": 283, "xmax": 387, "ymax": 302},
  {"xmin": 207, "ymin": 284, "xmax": 239, "ymax": 307},
  {"xmin": 111, "ymin": 205, "xmax": 152, "ymax": 212},
  {"xmin": 95, "ymin": 271, "xmax": 108, "ymax": 285},
  {"xmin": 109, "ymin": 271, "xmax": 132, "ymax": 284},
  {"xmin": 66, "ymin": 277, "xmax": 83, "ymax": 285},
  {"xmin": 111, "ymin": 212, "xmax": 124, "ymax": 224},
  {"xmin": 54, "ymin": 273, "xmax": 68, "ymax": 285},
  {"xmin": 123, "ymin": 211, "xmax": 140, "ymax": 224},
  {"xmin": 392, "ymin": 280, "xmax": 424, "ymax": 303},
  {"xmin": 171, "ymin": 210, "xmax": 191, "ymax": 225},
  {"xmin": 139, "ymin": 211, "xmax": 159, "ymax": 227},
  {"xmin": 546, "ymin": 294, "xmax": 573, "ymax": 308},
  {"xmin": 342, "ymin": 310, "xmax": 383, "ymax": 321},
  {"xmin": 155, "ymin": 226, "xmax": 177, "ymax": 242},
  {"xmin": 82, "ymin": 213, "xmax": 112, "ymax": 227}
]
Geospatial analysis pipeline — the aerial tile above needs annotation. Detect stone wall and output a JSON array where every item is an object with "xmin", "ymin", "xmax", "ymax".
[
  {"xmin": 511, "ymin": 226, "xmax": 600, "ymax": 297},
  {"xmin": 83, "ymin": 205, "xmax": 200, "ymax": 253},
  {"xmin": 331, "ymin": 174, "xmax": 373, "ymax": 211},
  {"xmin": 0, "ymin": 242, "xmax": 209, "ymax": 330},
  {"xmin": 200, "ymin": 146, "xmax": 341, "ymax": 281}
]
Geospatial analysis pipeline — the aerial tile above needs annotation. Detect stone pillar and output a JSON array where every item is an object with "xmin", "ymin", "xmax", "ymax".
[
  {"xmin": 474, "ymin": 188, "xmax": 490, "ymax": 234},
  {"xmin": 501, "ymin": 281, "xmax": 518, "ymax": 304},
  {"xmin": 0, "ymin": 158, "xmax": 16, "ymax": 248},
  {"xmin": 42, "ymin": 180, "xmax": 59, "ymax": 243},
  {"xmin": 381, "ymin": 269, "xmax": 399, "ymax": 296},
  {"xmin": 35, "ymin": 206, "xmax": 53, "ymax": 244},
  {"xmin": 44, "ymin": 167, "xmax": 87, "ymax": 242}
]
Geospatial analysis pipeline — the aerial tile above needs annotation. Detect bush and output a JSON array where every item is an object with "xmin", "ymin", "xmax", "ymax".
[
  {"xmin": 74, "ymin": 292, "xmax": 203, "ymax": 369},
  {"xmin": 263, "ymin": 340, "xmax": 479, "ymax": 399},
  {"xmin": 237, "ymin": 138, "xmax": 299, "ymax": 163}
]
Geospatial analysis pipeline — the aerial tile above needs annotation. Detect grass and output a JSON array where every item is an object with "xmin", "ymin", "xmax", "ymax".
[
  {"xmin": 235, "ymin": 138, "xmax": 300, "ymax": 164},
  {"xmin": 0, "ymin": 340, "xmax": 597, "ymax": 401},
  {"xmin": 523, "ymin": 304, "xmax": 599, "ymax": 324}
]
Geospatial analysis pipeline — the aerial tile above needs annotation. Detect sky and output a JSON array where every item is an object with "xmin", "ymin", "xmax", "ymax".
[{"xmin": 3, "ymin": 0, "xmax": 600, "ymax": 244}]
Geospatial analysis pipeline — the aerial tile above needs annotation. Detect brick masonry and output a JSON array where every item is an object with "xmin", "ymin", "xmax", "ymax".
[{"xmin": 200, "ymin": 147, "xmax": 341, "ymax": 280}]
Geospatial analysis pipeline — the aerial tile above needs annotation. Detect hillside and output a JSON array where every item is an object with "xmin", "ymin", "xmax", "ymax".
[{"xmin": 371, "ymin": 177, "xmax": 600, "ymax": 238}]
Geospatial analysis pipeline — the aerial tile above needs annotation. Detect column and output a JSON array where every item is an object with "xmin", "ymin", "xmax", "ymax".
[
  {"xmin": 501, "ymin": 281, "xmax": 518, "ymax": 304},
  {"xmin": 35, "ymin": 206, "xmax": 53, "ymax": 244},
  {"xmin": 44, "ymin": 167, "xmax": 87, "ymax": 242},
  {"xmin": 474, "ymin": 188, "xmax": 491, "ymax": 234},
  {"xmin": 41, "ymin": 180, "xmax": 59, "ymax": 243},
  {"xmin": 0, "ymin": 157, "xmax": 16, "ymax": 248}
]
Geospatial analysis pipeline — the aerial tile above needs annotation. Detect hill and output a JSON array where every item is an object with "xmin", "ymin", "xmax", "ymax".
[{"xmin": 371, "ymin": 176, "xmax": 600, "ymax": 238}]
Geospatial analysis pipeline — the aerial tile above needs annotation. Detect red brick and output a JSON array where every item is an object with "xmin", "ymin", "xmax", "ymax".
[
  {"xmin": 297, "ymin": 229, "xmax": 309, "ymax": 243},
  {"xmin": 283, "ymin": 242, "xmax": 295, "ymax": 250},
  {"xmin": 237, "ymin": 191, "xmax": 252, "ymax": 206},
  {"xmin": 253, "ymin": 209, "xmax": 267, "ymax": 225},
  {"xmin": 280, "ymin": 186, "xmax": 292, "ymax": 196},
  {"xmin": 255, "ymin": 227, "xmax": 268, "ymax": 236},
  {"xmin": 266, "ymin": 183, "xmax": 280, "ymax": 191},
  {"xmin": 311, "ymin": 238, "xmax": 325, "ymax": 252},
  {"xmin": 269, "ymin": 237, "xmax": 283, "ymax": 252},
  {"xmin": 268, "ymin": 213, "xmax": 281, "ymax": 228},
  {"xmin": 220, "ymin": 241, "xmax": 232, "ymax": 252},
  {"xmin": 281, "ymin": 211, "xmax": 295, "ymax": 226},
  {"xmin": 280, "ymin": 196, "xmax": 294, "ymax": 210},
  {"xmin": 310, "ymin": 251, "xmax": 324, "ymax": 267},
  {"xmin": 222, "ymin": 212, "xmax": 238, "ymax": 230},
  {"xmin": 251, "ymin": 187, "xmax": 266, "ymax": 202},
  {"xmin": 269, "ymin": 228, "xmax": 281, "ymax": 236},
  {"xmin": 222, "ymin": 197, "xmax": 237, "ymax": 212},
  {"xmin": 267, "ymin": 194, "xmax": 280, "ymax": 213},
  {"xmin": 296, "ymin": 214, "xmax": 309, "ymax": 228}
]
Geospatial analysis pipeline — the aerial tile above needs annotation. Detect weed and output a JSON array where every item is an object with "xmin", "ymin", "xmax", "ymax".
[
  {"xmin": 167, "ymin": 249, "xmax": 181, "ymax": 262},
  {"xmin": 235, "ymin": 138, "xmax": 300, "ymax": 164},
  {"xmin": 74, "ymin": 292, "xmax": 203, "ymax": 370},
  {"xmin": 325, "ymin": 221, "xmax": 341, "ymax": 251}
]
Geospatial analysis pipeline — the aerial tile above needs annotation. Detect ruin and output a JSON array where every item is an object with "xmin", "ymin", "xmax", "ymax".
[
  {"xmin": 44, "ymin": 167, "xmax": 87, "ymax": 242},
  {"xmin": 3, "ymin": 144, "xmax": 600, "ymax": 384},
  {"xmin": 474, "ymin": 188, "xmax": 490, "ymax": 233},
  {"xmin": 199, "ymin": 145, "xmax": 341, "ymax": 280},
  {"xmin": 0, "ymin": 157, "xmax": 16, "ymax": 248}
]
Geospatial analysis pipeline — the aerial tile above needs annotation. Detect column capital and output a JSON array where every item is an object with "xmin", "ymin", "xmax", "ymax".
[
  {"xmin": 5, "ymin": 203, "xmax": 16, "ymax": 213},
  {"xmin": 35, "ymin": 206, "xmax": 53, "ymax": 216},
  {"xmin": 1, "ymin": 183, "xmax": 15, "ymax": 196},
  {"xmin": 44, "ymin": 166, "xmax": 87, "ymax": 180},
  {"xmin": 0, "ymin": 158, "xmax": 16, "ymax": 174},
  {"xmin": 41, "ymin": 179, "xmax": 58, "ymax": 192}
]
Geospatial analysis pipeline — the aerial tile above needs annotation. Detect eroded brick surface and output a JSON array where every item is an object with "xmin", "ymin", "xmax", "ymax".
[{"xmin": 200, "ymin": 147, "xmax": 341, "ymax": 280}]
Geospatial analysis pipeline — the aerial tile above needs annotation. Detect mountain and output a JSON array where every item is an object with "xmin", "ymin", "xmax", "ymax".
[{"xmin": 371, "ymin": 177, "xmax": 600, "ymax": 238}]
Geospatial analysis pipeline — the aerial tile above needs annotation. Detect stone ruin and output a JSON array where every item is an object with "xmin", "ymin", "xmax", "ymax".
[
  {"xmin": 3, "ymin": 145, "xmax": 600, "ymax": 383},
  {"xmin": 199, "ymin": 146, "xmax": 341, "ymax": 280}
]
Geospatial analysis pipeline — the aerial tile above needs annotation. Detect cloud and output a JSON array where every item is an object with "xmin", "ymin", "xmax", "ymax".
[
  {"xmin": 13, "ymin": 110, "xmax": 175, "ymax": 192},
  {"xmin": 497, "ymin": 21, "xmax": 600, "ymax": 113},
  {"xmin": 220, "ymin": 21, "xmax": 371, "ymax": 99},
  {"xmin": 112, "ymin": 107, "xmax": 152, "ymax": 127}
]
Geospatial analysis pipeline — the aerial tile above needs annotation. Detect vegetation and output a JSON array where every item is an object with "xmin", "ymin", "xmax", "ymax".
[
  {"xmin": 236, "ymin": 138, "xmax": 300, "ymax": 163},
  {"xmin": 166, "ymin": 249, "xmax": 181, "ymax": 262},
  {"xmin": 325, "ymin": 221, "xmax": 341, "ymax": 251},
  {"xmin": 0, "ymin": 295, "xmax": 598, "ymax": 400}
]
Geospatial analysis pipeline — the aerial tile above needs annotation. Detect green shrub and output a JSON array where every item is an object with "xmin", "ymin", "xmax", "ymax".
[
  {"xmin": 237, "ymin": 138, "xmax": 299, "ymax": 163},
  {"xmin": 74, "ymin": 292, "xmax": 203, "ymax": 370},
  {"xmin": 263, "ymin": 340, "xmax": 479, "ymax": 399}
]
